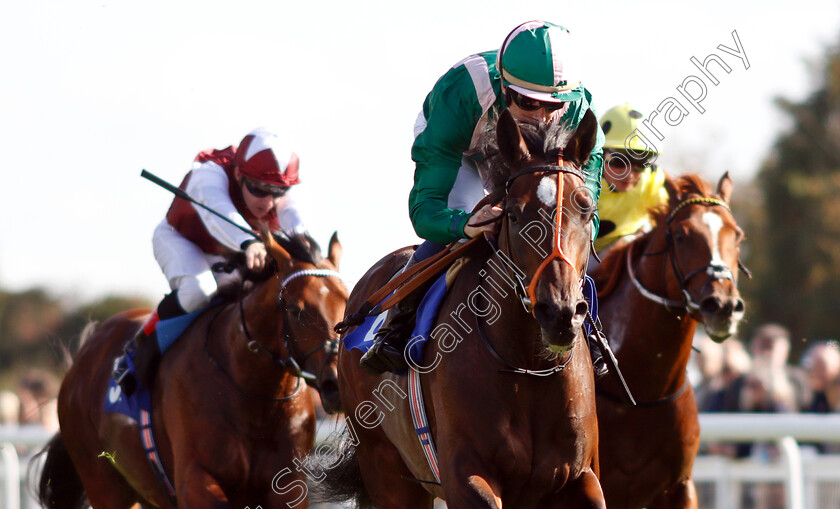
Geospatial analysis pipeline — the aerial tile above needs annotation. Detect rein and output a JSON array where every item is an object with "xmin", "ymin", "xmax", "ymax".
[
  {"xmin": 475, "ymin": 261, "xmax": 574, "ymax": 376},
  {"xmin": 629, "ymin": 196, "xmax": 737, "ymax": 313}
]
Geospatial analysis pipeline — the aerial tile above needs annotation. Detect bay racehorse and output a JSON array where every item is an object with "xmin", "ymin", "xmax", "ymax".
[
  {"xmin": 591, "ymin": 173, "xmax": 746, "ymax": 509},
  {"xmin": 37, "ymin": 232, "xmax": 347, "ymax": 508},
  {"xmin": 318, "ymin": 109, "xmax": 605, "ymax": 508}
]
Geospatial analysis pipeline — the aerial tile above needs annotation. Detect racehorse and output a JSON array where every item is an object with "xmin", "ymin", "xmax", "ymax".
[
  {"xmin": 37, "ymin": 232, "xmax": 347, "ymax": 509},
  {"xmin": 319, "ymin": 109, "xmax": 606, "ymax": 508},
  {"xmin": 591, "ymin": 173, "xmax": 746, "ymax": 509}
]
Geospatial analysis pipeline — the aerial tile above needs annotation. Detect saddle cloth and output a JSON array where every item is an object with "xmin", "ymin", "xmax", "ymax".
[{"xmin": 343, "ymin": 272, "xmax": 449, "ymax": 372}]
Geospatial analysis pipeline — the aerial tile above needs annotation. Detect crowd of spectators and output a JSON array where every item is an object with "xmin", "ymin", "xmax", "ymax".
[
  {"xmin": 0, "ymin": 368, "xmax": 59, "ymax": 431},
  {"xmin": 694, "ymin": 323, "xmax": 840, "ymax": 419},
  {"xmin": 691, "ymin": 324, "xmax": 840, "ymax": 508}
]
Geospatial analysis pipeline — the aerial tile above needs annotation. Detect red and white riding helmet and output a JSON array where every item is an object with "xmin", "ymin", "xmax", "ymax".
[{"xmin": 235, "ymin": 127, "xmax": 300, "ymax": 187}]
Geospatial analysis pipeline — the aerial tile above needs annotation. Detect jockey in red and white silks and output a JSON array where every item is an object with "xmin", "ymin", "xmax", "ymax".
[{"xmin": 153, "ymin": 127, "xmax": 306, "ymax": 314}]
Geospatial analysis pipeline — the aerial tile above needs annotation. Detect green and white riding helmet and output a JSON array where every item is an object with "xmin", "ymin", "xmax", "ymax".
[{"xmin": 498, "ymin": 21, "xmax": 584, "ymax": 103}]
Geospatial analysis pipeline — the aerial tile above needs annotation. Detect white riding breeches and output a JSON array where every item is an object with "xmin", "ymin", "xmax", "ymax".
[{"xmin": 152, "ymin": 220, "xmax": 242, "ymax": 313}]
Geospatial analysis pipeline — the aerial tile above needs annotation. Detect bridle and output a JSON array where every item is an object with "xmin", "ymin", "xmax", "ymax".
[
  {"xmin": 627, "ymin": 196, "xmax": 746, "ymax": 313},
  {"xmin": 474, "ymin": 159, "xmax": 592, "ymax": 377},
  {"xmin": 499, "ymin": 160, "xmax": 592, "ymax": 314},
  {"xmin": 204, "ymin": 266, "xmax": 342, "ymax": 402}
]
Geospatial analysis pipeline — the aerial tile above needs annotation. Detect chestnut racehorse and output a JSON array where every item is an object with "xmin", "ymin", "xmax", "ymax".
[
  {"xmin": 37, "ymin": 232, "xmax": 348, "ymax": 508},
  {"xmin": 592, "ymin": 173, "xmax": 746, "ymax": 509},
  {"xmin": 319, "ymin": 109, "xmax": 605, "ymax": 508}
]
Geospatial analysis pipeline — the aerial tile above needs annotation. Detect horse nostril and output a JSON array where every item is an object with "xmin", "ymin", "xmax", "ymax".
[
  {"xmin": 574, "ymin": 300, "xmax": 589, "ymax": 319},
  {"xmin": 734, "ymin": 298, "xmax": 746, "ymax": 314},
  {"xmin": 533, "ymin": 301, "xmax": 555, "ymax": 325},
  {"xmin": 700, "ymin": 297, "xmax": 720, "ymax": 315}
]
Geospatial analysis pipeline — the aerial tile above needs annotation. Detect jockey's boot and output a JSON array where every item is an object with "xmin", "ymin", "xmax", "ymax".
[
  {"xmin": 116, "ymin": 292, "xmax": 186, "ymax": 395},
  {"xmin": 358, "ymin": 292, "xmax": 422, "ymax": 376},
  {"xmin": 359, "ymin": 250, "xmax": 431, "ymax": 376},
  {"xmin": 588, "ymin": 332, "xmax": 609, "ymax": 381}
]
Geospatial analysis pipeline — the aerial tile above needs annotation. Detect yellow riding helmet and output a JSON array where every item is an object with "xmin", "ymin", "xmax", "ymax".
[{"xmin": 600, "ymin": 103, "xmax": 659, "ymax": 154}]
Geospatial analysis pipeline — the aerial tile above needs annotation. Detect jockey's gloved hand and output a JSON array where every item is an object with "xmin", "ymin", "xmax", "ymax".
[
  {"xmin": 241, "ymin": 239, "xmax": 268, "ymax": 271},
  {"xmin": 464, "ymin": 204, "xmax": 503, "ymax": 239}
]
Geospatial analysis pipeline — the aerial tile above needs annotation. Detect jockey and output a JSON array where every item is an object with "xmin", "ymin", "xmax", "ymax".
[
  {"xmin": 594, "ymin": 104, "xmax": 669, "ymax": 258},
  {"xmin": 360, "ymin": 20, "xmax": 607, "ymax": 376},
  {"xmin": 115, "ymin": 127, "xmax": 306, "ymax": 395}
]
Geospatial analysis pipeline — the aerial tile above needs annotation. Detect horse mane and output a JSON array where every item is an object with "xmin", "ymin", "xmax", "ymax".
[
  {"xmin": 272, "ymin": 231, "xmax": 323, "ymax": 265},
  {"xmin": 650, "ymin": 173, "xmax": 714, "ymax": 225},
  {"xmin": 472, "ymin": 110, "xmax": 584, "ymax": 199}
]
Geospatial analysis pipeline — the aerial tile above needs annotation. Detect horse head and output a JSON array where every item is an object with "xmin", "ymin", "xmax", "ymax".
[
  {"xmin": 658, "ymin": 173, "xmax": 746, "ymax": 341},
  {"xmin": 263, "ymin": 231, "xmax": 348, "ymax": 413},
  {"xmin": 482, "ymin": 108, "xmax": 599, "ymax": 353}
]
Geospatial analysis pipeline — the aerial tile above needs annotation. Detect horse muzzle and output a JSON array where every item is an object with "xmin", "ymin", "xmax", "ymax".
[
  {"xmin": 533, "ymin": 298, "xmax": 588, "ymax": 350},
  {"xmin": 317, "ymin": 366, "xmax": 341, "ymax": 415},
  {"xmin": 698, "ymin": 294, "xmax": 746, "ymax": 342}
]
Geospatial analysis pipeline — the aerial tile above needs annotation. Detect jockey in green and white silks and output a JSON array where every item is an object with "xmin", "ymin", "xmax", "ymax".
[
  {"xmin": 360, "ymin": 20, "xmax": 607, "ymax": 376},
  {"xmin": 410, "ymin": 23, "xmax": 605, "ymax": 244}
]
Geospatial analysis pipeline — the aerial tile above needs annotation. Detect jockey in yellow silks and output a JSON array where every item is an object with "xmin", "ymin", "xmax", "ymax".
[{"xmin": 595, "ymin": 104, "xmax": 669, "ymax": 257}]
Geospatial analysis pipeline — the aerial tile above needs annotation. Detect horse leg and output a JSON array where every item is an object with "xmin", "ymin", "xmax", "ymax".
[
  {"xmin": 548, "ymin": 470, "xmax": 606, "ymax": 509},
  {"xmin": 444, "ymin": 474, "xmax": 503, "ymax": 509},
  {"xmin": 439, "ymin": 458, "xmax": 502, "ymax": 509},
  {"xmin": 176, "ymin": 465, "xmax": 231, "ymax": 509},
  {"xmin": 68, "ymin": 445, "xmax": 142, "ymax": 509},
  {"xmin": 648, "ymin": 479, "xmax": 699, "ymax": 509},
  {"xmin": 355, "ymin": 435, "xmax": 434, "ymax": 509}
]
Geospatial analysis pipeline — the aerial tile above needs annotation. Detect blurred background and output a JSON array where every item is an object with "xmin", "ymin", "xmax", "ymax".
[{"xmin": 2, "ymin": 1, "xmax": 840, "ymax": 507}]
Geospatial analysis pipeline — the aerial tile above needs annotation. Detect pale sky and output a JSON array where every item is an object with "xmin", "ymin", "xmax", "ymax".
[{"xmin": 1, "ymin": 0, "xmax": 838, "ymax": 303}]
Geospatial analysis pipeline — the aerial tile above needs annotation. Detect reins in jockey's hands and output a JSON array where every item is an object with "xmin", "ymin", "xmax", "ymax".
[
  {"xmin": 242, "ymin": 239, "xmax": 268, "ymax": 271},
  {"xmin": 464, "ymin": 204, "xmax": 504, "ymax": 238}
]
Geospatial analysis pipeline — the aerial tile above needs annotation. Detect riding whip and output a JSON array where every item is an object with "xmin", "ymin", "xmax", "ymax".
[{"xmin": 140, "ymin": 169, "xmax": 259, "ymax": 239}]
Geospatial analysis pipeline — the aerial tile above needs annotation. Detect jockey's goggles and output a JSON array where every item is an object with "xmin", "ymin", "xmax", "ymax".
[
  {"xmin": 243, "ymin": 178, "xmax": 290, "ymax": 199},
  {"xmin": 604, "ymin": 149, "xmax": 655, "ymax": 173},
  {"xmin": 507, "ymin": 89, "xmax": 566, "ymax": 112}
]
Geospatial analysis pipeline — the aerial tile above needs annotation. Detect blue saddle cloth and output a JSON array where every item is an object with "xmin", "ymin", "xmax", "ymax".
[
  {"xmin": 343, "ymin": 273, "xmax": 449, "ymax": 370},
  {"xmin": 343, "ymin": 274, "xmax": 599, "ymax": 373},
  {"xmin": 105, "ymin": 303, "xmax": 215, "ymax": 417}
]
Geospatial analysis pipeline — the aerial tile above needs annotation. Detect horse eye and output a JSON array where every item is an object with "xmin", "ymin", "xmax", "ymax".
[{"xmin": 507, "ymin": 211, "xmax": 518, "ymax": 223}]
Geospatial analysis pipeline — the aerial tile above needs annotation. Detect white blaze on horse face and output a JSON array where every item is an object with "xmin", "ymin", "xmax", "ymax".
[
  {"xmin": 537, "ymin": 176, "xmax": 556, "ymax": 207},
  {"xmin": 702, "ymin": 211, "xmax": 725, "ymax": 266}
]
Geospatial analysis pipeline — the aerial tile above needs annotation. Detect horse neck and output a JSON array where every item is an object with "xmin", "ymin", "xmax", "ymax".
[{"xmin": 613, "ymin": 233, "xmax": 697, "ymax": 399}]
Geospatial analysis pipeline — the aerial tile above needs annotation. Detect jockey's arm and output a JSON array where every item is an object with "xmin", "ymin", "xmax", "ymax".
[
  {"xmin": 409, "ymin": 65, "xmax": 486, "ymax": 245},
  {"xmin": 275, "ymin": 194, "xmax": 308, "ymax": 236},
  {"xmin": 575, "ymin": 90, "xmax": 606, "ymax": 241},
  {"xmin": 186, "ymin": 162, "xmax": 255, "ymax": 252}
]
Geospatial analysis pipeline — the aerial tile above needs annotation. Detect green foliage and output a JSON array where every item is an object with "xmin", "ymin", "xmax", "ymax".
[{"xmin": 742, "ymin": 36, "xmax": 840, "ymax": 356}]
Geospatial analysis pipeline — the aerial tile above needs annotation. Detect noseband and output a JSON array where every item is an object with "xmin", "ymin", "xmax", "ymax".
[
  {"xmin": 628, "ymin": 197, "xmax": 744, "ymax": 312},
  {"xmin": 239, "ymin": 268, "xmax": 342, "ymax": 385},
  {"xmin": 502, "ymin": 162, "xmax": 591, "ymax": 313}
]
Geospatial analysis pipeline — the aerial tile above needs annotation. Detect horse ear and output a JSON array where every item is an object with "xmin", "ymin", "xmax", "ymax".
[
  {"xmin": 717, "ymin": 171, "xmax": 734, "ymax": 204},
  {"xmin": 663, "ymin": 172, "xmax": 681, "ymax": 209},
  {"xmin": 262, "ymin": 229, "xmax": 292, "ymax": 268},
  {"xmin": 327, "ymin": 231, "xmax": 342, "ymax": 270},
  {"xmin": 564, "ymin": 109, "xmax": 598, "ymax": 167},
  {"xmin": 497, "ymin": 109, "xmax": 529, "ymax": 171}
]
